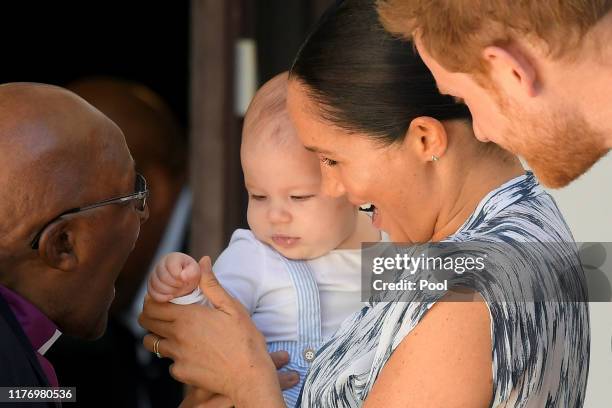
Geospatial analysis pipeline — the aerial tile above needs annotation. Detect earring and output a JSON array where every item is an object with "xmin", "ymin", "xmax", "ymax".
[{"xmin": 431, "ymin": 155, "xmax": 439, "ymax": 162}]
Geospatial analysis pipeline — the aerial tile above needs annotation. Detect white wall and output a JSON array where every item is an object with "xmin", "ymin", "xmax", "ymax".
[{"xmin": 539, "ymin": 153, "xmax": 612, "ymax": 408}]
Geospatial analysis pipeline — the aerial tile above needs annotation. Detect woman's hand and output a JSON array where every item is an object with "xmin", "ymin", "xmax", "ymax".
[
  {"xmin": 178, "ymin": 352, "xmax": 299, "ymax": 408},
  {"xmin": 139, "ymin": 256, "xmax": 286, "ymax": 407}
]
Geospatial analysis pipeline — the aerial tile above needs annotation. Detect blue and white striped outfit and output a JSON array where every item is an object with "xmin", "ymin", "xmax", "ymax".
[{"xmin": 268, "ymin": 258, "xmax": 323, "ymax": 407}]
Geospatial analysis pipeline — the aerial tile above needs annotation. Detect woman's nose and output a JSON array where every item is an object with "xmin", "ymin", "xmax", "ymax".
[{"xmin": 320, "ymin": 171, "xmax": 346, "ymax": 198}]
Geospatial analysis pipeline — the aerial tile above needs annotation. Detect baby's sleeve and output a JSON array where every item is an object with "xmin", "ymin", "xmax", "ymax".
[{"xmin": 213, "ymin": 229, "xmax": 264, "ymax": 314}]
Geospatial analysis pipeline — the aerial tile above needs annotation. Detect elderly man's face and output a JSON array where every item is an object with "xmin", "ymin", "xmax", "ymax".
[
  {"xmin": 0, "ymin": 83, "xmax": 148, "ymax": 340},
  {"xmin": 59, "ymin": 134, "xmax": 147, "ymax": 339}
]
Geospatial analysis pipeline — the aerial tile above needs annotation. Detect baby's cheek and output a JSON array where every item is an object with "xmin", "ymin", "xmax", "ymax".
[{"xmin": 246, "ymin": 206, "xmax": 265, "ymax": 236}]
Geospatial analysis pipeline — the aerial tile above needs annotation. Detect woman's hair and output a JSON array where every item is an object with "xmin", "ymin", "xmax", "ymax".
[{"xmin": 290, "ymin": 0, "xmax": 472, "ymax": 145}]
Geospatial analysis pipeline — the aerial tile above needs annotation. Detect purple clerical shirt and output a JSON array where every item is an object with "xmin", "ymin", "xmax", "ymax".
[{"xmin": 0, "ymin": 284, "xmax": 61, "ymax": 387}]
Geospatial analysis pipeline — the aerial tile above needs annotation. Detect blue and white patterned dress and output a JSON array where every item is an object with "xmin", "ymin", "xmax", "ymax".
[{"xmin": 298, "ymin": 172, "xmax": 590, "ymax": 407}]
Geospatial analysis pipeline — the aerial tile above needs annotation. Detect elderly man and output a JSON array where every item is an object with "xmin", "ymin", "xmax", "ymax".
[
  {"xmin": 377, "ymin": 0, "xmax": 612, "ymax": 188},
  {"xmin": 47, "ymin": 78, "xmax": 187, "ymax": 408},
  {"xmin": 0, "ymin": 83, "xmax": 148, "ymax": 398}
]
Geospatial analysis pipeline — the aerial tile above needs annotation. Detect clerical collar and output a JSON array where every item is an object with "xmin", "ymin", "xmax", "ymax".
[{"xmin": 0, "ymin": 284, "xmax": 61, "ymax": 355}]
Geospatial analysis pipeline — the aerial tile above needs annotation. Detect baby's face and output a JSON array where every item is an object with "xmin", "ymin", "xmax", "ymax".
[{"xmin": 243, "ymin": 141, "xmax": 357, "ymax": 259}]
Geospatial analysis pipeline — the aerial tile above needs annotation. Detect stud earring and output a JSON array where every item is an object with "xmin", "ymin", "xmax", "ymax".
[{"xmin": 431, "ymin": 155, "xmax": 439, "ymax": 162}]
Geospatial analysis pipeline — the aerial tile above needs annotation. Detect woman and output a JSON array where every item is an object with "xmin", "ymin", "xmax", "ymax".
[{"xmin": 140, "ymin": 0, "xmax": 589, "ymax": 406}]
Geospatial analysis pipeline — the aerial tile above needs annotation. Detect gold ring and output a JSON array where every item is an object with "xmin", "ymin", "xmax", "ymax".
[{"xmin": 153, "ymin": 336, "xmax": 162, "ymax": 359}]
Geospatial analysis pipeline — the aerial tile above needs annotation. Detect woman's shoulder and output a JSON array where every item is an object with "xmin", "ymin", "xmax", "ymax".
[
  {"xmin": 460, "ymin": 172, "xmax": 573, "ymax": 243},
  {"xmin": 362, "ymin": 292, "xmax": 493, "ymax": 407}
]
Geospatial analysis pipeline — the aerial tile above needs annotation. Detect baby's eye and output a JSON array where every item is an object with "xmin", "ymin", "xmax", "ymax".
[
  {"xmin": 250, "ymin": 194, "xmax": 267, "ymax": 201},
  {"xmin": 320, "ymin": 157, "xmax": 338, "ymax": 167},
  {"xmin": 291, "ymin": 195, "xmax": 315, "ymax": 201}
]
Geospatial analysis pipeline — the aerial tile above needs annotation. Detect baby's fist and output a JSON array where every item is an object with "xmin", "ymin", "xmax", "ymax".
[{"xmin": 148, "ymin": 252, "xmax": 201, "ymax": 302}]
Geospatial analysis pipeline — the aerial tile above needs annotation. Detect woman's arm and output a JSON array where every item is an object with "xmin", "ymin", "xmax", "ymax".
[
  {"xmin": 139, "ymin": 256, "xmax": 286, "ymax": 408},
  {"xmin": 363, "ymin": 292, "xmax": 493, "ymax": 408}
]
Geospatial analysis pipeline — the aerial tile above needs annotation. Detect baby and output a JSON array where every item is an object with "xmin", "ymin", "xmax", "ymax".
[{"xmin": 148, "ymin": 72, "xmax": 385, "ymax": 407}]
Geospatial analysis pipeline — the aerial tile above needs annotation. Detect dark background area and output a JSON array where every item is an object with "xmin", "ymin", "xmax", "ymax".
[{"xmin": 0, "ymin": 2, "xmax": 191, "ymax": 128}]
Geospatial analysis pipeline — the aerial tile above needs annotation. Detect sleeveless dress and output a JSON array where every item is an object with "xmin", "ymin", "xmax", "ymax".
[{"xmin": 298, "ymin": 172, "xmax": 590, "ymax": 407}]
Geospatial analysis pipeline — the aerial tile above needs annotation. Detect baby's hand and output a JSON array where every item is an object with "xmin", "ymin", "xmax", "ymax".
[{"xmin": 148, "ymin": 252, "xmax": 201, "ymax": 302}]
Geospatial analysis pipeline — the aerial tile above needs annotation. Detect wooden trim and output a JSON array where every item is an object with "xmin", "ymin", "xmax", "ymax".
[{"xmin": 189, "ymin": 0, "xmax": 239, "ymax": 259}]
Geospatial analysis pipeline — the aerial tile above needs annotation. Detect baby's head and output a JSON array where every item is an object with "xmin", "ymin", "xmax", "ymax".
[{"xmin": 242, "ymin": 72, "xmax": 357, "ymax": 259}]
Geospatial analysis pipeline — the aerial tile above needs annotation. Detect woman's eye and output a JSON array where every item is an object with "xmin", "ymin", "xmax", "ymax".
[
  {"xmin": 250, "ymin": 194, "xmax": 266, "ymax": 201},
  {"xmin": 291, "ymin": 195, "xmax": 315, "ymax": 201},
  {"xmin": 320, "ymin": 157, "xmax": 338, "ymax": 167}
]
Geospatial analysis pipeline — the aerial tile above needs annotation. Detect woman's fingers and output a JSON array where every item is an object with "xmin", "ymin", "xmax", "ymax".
[
  {"xmin": 278, "ymin": 370, "xmax": 300, "ymax": 390},
  {"xmin": 270, "ymin": 351, "xmax": 290, "ymax": 369},
  {"xmin": 139, "ymin": 298, "xmax": 181, "ymax": 338},
  {"xmin": 141, "ymin": 281, "xmax": 279, "ymax": 399},
  {"xmin": 141, "ymin": 295, "xmax": 181, "ymax": 321},
  {"xmin": 197, "ymin": 256, "xmax": 234, "ymax": 310},
  {"xmin": 270, "ymin": 351, "xmax": 299, "ymax": 390},
  {"xmin": 142, "ymin": 333, "xmax": 176, "ymax": 359},
  {"xmin": 142, "ymin": 333, "xmax": 159, "ymax": 353},
  {"xmin": 140, "ymin": 317, "xmax": 175, "ymax": 339}
]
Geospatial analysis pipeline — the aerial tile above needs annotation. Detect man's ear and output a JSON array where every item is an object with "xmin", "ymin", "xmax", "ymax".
[
  {"xmin": 38, "ymin": 219, "xmax": 79, "ymax": 270},
  {"xmin": 405, "ymin": 116, "xmax": 448, "ymax": 162},
  {"xmin": 482, "ymin": 45, "xmax": 538, "ymax": 98}
]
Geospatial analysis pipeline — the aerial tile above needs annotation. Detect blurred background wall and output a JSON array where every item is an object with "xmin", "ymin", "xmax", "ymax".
[{"xmin": 542, "ymin": 155, "xmax": 612, "ymax": 408}]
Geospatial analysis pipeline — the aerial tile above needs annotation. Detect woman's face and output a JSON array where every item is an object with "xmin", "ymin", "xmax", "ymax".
[{"xmin": 286, "ymin": 80, "xmax": 439, "ymax": 243}]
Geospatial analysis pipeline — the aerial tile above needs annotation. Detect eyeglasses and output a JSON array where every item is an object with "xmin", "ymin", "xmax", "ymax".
[{"xmin": 30, "ymin": 173, "xmax": 149, "ymax": 250}]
